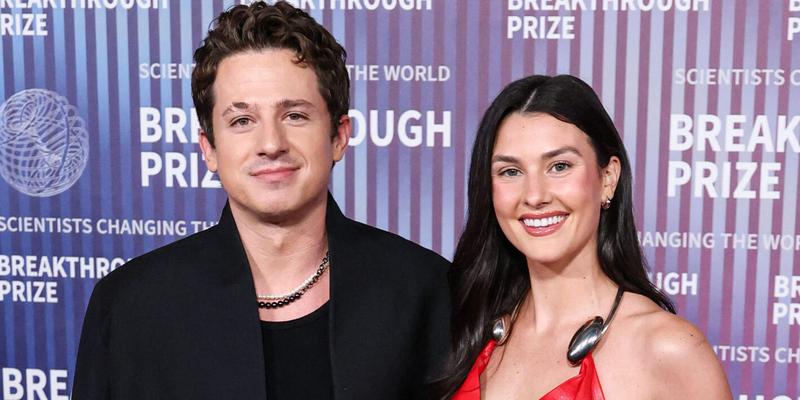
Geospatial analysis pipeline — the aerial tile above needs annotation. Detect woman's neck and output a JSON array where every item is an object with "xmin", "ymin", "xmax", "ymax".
[{"xmin": 521, "ymin": 249, "xmax": 620, "ymax": 333}]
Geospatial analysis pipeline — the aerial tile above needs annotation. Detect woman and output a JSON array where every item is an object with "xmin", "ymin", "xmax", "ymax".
[{"xmin": 434, "ymin": 75, "xmax": 731, "ymax": 399}]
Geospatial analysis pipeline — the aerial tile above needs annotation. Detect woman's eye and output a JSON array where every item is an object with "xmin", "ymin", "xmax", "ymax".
[
  {"xmin": 551, "ymin": 162, "xmax": 571, "ymax": 173},
  {"xmin": 500, "ymin": 168, "xmax": 521, "ymax": 177}
]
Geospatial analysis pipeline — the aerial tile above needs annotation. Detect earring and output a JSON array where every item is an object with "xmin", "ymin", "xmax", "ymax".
[{"xmin": 601, "ymin": 197, "xmax": 612, "ymax": 210}]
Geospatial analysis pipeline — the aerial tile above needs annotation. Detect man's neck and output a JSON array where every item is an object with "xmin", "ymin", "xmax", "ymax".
[
  {"xmin": 229, "ymin": 196, "xmax": 329, "ymax": 278},
  {"xmin": 229, "ymin": 196, "xmax": 332, "ymax": 322}
]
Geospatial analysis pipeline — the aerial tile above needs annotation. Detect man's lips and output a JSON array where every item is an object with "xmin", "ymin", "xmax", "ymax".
[
  {"xmin": 250, "ymin": 166, "xmax": 299, "ymax": 181},
  {"xmin": 519, "ymin": 212, "xmax": 568, "ymax": 237}
]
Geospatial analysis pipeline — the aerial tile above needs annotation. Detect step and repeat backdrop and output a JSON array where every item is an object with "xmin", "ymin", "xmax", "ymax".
[{"xmin": 1, "ymin": 0, "xmax": 799, "ymax": 398}]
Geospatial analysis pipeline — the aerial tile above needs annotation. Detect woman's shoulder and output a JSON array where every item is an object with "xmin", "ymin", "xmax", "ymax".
[
  {"xmin": 607, "ymin": 292, "xmax": 732, "ymax": 399},
  {"xmin": 616, "ymin": 293, "xmax": 709, "ymax": 362}
]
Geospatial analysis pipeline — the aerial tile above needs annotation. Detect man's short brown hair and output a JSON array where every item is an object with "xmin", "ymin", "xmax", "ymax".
[{"xmin": 191, "ymin": 1, "xmax": 349, "ymax": 146}]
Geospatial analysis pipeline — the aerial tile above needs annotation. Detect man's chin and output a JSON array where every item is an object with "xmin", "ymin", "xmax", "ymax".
[{"xmin": 234, "ymin": 193, "xmax": 326, "ymax": 224}]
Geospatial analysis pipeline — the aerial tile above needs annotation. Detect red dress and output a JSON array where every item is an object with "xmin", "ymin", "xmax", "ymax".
[{"xmin": 452, "ymin": 340, "xmax": 605, "ymax": 400}]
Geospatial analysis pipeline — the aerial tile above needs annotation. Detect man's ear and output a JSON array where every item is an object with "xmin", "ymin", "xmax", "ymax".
[
  {"xmin": 332, "ymin": 115, "xmax": 350, "ymax": 162},
  {"xmin": 199, "ymin": 130, "xmax": 218, "ymax": 172},
  {"xmin": 602, "ymin": 156, "xmax": 621, "ymax": 200}
]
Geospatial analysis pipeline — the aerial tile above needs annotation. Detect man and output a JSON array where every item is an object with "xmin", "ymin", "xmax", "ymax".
[{"xmin": 72, "ymin": 2, "xmax": 450, "ymax": 399}]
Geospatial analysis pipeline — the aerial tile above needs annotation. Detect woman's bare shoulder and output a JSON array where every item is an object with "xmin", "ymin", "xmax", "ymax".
[
  {"xmin": 619, "ymin": 294, "xmax": 703, "ymax": 350},
  {"xmin": 610, "ymin": 292, "xmax": 733, "ymax": 399}
]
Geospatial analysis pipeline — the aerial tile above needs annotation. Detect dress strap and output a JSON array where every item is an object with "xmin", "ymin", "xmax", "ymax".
[
  {"xmin": 452, "ymin": 340, "xmax": 497, "ymax": 400},
  {"xmin": 540, "ymin": 352, "xmax": 605, "ymax": 400},
  {"xmin": 452, "ymin": 343, "xmax": 606, "ymax": 400}
]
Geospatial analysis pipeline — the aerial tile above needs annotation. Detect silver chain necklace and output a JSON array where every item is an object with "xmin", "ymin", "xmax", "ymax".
[{"xmin": 256, "ymin": 251, "xmax": 329, "ymax": 309}]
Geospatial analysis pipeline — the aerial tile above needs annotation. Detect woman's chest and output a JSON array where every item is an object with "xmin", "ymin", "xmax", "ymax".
[{"xmin": 481, "ymin": 337, "xmax": 656, "ymax": 400}]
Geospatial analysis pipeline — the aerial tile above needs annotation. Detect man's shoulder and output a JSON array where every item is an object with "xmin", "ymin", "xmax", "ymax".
[
  {"xmin": 91, "ymin": 227, "xmax": 219, "ymax": 299},
  {"xmin": 342, "ymin": 218, "xmax": 450, "ymax": 276}
]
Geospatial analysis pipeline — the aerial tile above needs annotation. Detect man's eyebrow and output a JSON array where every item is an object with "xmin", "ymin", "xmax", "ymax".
[
  {"xmin": 275, "ymin": 98, "xmax": 316, "ymax": 110},
  {"xmin": 220, "ymin": 99, "xmax": 316, "ymax": 118},
  {"xmin": 221, "ymin": 102, "xmax": 256, "ymax": 117}
]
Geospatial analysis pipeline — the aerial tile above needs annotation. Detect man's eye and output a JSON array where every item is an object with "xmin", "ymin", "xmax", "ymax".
[
  {"xmin": 287, "ymin": 112, "xmax": 307, "ymax": 121},
  {"xmin": 231, "ymin": 117, "xmax": 252, "ymax": 127}
]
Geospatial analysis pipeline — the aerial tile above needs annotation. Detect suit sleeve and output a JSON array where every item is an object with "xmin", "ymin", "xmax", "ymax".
[
  {"xmin": 71, "ymin": 279, "xmax": 113, "ymax": 400},
  {"xmin": 422, "ymin": 256, "xmax": 452, "ymax": 384}
]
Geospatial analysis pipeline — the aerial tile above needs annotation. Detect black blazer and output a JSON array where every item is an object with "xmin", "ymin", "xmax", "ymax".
[{"xmin": 72, "ymin": 195, "xmax": 451, "ymax": 399}]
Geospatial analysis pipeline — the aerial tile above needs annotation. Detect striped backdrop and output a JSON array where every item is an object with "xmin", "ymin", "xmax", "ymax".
[{"xmin": 1, "ymin": 0, "xmax": 797, "ymax": 397}]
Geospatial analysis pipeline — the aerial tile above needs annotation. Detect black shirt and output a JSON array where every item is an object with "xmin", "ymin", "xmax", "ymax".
[{"xmin": 260, "ymin": 302, "xmax": 333, "ymax": 400}]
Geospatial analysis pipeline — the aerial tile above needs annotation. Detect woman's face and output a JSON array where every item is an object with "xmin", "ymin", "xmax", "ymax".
[{"xmin": 491, "ymin": 112, "xmax": 619, "ymax": 268}]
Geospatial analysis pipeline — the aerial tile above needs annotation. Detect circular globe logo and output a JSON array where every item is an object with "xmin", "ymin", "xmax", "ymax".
[{"xmin": 0, "ymin": 89, "xmax": 89, "ymax": 197}]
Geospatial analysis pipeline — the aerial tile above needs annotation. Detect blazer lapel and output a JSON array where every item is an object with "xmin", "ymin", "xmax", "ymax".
[
  {"xmin": 201, "ymin": 202, "xmax": 267, "ymax": 398},
  {"xmin": 325, "ymin": 194, "xmax": 368, "ymax": 397},
  {"xmin": 326, "ymin": 193, "xmax": 392, "ymax": 398}
]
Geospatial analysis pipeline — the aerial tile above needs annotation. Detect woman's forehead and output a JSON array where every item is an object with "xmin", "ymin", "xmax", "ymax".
[{"xmin": 493, "ymin": 113, "xmax": 594, "ymax": 156}]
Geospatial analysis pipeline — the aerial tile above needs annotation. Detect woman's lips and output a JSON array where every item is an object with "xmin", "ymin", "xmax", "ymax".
[{"xmin": 519, "ymin": 213, "xmax": 568, "ymax": 237}]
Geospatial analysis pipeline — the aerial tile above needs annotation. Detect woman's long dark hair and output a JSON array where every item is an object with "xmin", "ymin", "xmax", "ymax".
[{"xmin": 431, "ymin": 75, "xmax": 675, "ymax": 398}]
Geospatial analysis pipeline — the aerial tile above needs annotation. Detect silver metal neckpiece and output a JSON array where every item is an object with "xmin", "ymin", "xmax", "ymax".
[
  {"xmin": 492, "ymin": 301, "xmax": 521, "ymax": 346},
  {"xmin": 566, "ymin": 287, "xmax": 625, "ymax": 365}
]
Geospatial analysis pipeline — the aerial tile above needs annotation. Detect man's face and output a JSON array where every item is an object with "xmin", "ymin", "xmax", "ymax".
[{"xmin": 200, "ymin": 49, "xmax": 349, "ymax": 223}]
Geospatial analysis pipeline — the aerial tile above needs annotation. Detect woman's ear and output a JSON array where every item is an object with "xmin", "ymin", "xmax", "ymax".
[{"xmin": 602, "ymin": 156, "xmax": 621, "ymax": 201}]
